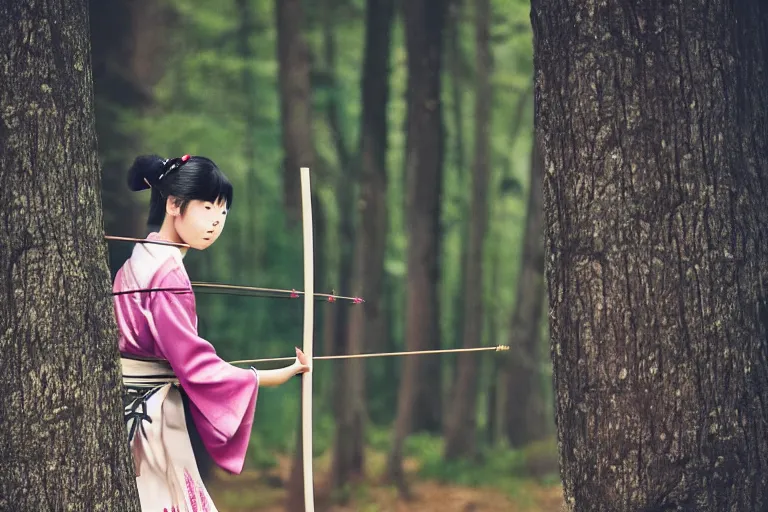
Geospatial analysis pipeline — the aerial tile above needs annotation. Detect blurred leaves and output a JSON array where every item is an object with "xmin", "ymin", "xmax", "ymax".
[{"xmin": 102, "ymin": 0, "xmax": 536, "ymax": 470}]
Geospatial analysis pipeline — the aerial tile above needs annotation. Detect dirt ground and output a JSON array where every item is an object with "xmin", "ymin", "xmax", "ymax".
[{"xmin": 208, "ymin": 454, "xmax": 565, "ymax": 512}]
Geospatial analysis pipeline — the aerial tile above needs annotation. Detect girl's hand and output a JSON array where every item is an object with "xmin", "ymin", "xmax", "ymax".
[{"xmin": 293, "ymin": 347, "xmax": 311, "ymax": 375}]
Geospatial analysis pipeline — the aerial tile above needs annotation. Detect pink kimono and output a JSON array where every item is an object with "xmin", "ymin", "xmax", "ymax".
[{"xmin": 114, "ymin": 232, "xmax": 259, "ymax": 512}]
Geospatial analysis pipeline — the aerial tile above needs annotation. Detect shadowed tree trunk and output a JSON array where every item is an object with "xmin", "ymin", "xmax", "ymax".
[
  {"xmin": 276, "ymin": 0, "xmax": 315, "ymax": 225},
  {"xmin": 445, "ymin": 0, "xmax": 467, "ymax": 417},
  {"xmin": 534, "ymin": 0, "xmax": 768, "ymax": 509},
  {"xmin": 405, "ymin": 5, "xmax": 447, "ymax": 438},
  {"xmin": 320, "ymin": 0, "xmax": 355, "ymax": 435},
  {"xmin": 485, "ymin": 240, "xmax": 503, "ymax": 446},
  {"xmin": 331, "ymin": 0, "xmax": 395, "ymax": 493},
  {"xmin": 504, "ymin": 137, "xmax": 547, "ymax": 447},
  {"xmin": 235, "ymin": 0, "xmax": 265, "ymax": 265},
  {"xmin": 443, "ymin": 0, "xmax": 492, "ymax": 461},
  {"xmin": 367, "ymin": 270, "xmax": 399, "ymax": 425},
  {"xmin": 236, "ymin": 0, "xmax": 257, "ymax": 192},
  {"xmin": 446, "ymin": 0, "xmax": 467, "ymax": 337},
  {"xmin": 89, "ymin": 0, "xmax": 170, "ymax": 275},
  {"xmin": 486, "ymin": 88, "xmax": 531, "ymax": 445},
  {"xmin": 276, "ymin": 1, "xmax": 318, "ymax": 509},
  {"xmin": 0, "ymin": 1, "xmax": 140, "ymax": 509},
  {"xmin": 385, "ymin": 0, "xmax": 447, "ymax": 496}
]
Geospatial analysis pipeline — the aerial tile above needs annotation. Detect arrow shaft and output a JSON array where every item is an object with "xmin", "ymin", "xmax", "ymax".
[
  {"xmin": 104, "ymin": 235, "xmax": 190, "ymax": 248},
  {"xmin": 189, "ymin": 281, "xmax": 362, "ymax": 302},
  {"xmin": 105, "ymin": 234, "xmax": 363, "ymax": 303},
  {"xmin": 228, "ymin": 345, "xmax": 508, "ymax": 366}
]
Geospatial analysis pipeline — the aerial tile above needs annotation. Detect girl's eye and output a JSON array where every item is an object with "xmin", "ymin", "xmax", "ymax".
[{"xmin": 205, "ymin": 206, "xmax": 212, "ymax": 210}]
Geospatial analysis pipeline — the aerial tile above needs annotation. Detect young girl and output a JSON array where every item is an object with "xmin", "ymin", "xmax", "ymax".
[{"xmin": 113, "ymin": 154, "xmax": 309, "ymax": 512}]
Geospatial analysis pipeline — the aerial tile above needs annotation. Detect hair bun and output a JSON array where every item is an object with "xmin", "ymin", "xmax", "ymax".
[{"xmin": 127, "ymin": 155, "xmax": 166, "ymax": 191}]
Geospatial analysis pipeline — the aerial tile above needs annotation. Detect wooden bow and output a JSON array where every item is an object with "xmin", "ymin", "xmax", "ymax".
[
  {"xmin": 299, "ymin": 167, "xmax": 315, "ymax": 511},
  {"xmin": 107, "ymin": 168, "xmax": 506, "ymax": 511},
  {"xmin": 107, "ymin": 168, "xmax": 319, "ymax": 510}
]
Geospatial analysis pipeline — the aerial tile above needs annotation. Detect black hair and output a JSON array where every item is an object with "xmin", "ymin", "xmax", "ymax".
[{"xmin": 127, "ymin": 154, "xmax": 233, "ymax": 227}]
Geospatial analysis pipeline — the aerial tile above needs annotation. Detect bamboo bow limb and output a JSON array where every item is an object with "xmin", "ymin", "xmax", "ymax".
[
  {"xmin": 228, "ymin": 345, "xmax": 510, "ymax": 366},
  {"xmin": 300, "ymin": 167, "xmax": 315, "ymax": 512}
]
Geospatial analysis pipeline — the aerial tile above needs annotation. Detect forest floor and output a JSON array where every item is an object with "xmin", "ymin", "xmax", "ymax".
[{"xmin": 207, "ymin": 450, "xmax": 565, "ymax": 512}]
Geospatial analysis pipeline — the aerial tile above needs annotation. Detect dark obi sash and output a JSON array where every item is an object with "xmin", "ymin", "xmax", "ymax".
[{"xmin": 121, "ymin": 355, "xmax": 178, "ymax": 444}]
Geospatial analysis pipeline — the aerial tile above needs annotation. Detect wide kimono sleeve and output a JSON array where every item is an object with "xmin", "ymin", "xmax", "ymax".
[{"xmin": 147, "ymin": 266, "xmax": 259, "ymax": 475}]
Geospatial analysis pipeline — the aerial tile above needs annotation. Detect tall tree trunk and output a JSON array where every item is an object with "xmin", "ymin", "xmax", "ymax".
[
  {"xmin": 235, "ymin": 0, "xmax": 265, "ymax": 266},
  {"xmin": 0, "ymin": 1, "xmax": 140, "ymax": 509},
  {"xmin": 367, "ymin": 271, "xmax": 399, "ymax": 425},
  {"xmin": 485, "ymin": 244, "xmax": 503, "ymax": 446},
  {"xmin": 406, "ymin": 2, "xmax": 447, "ymax": 437},
  {"xmin": 321, "ymin": 0, "xmax": 356, "ymax": 439},
  {"xmin": 504, "ymin": 137, "xmax": 547, "ymax": 447},
  {"xmin": 447, "ymin": 0, "xmax": 467, "ymax": 354},
  {"xmin": 445, "ymin": 0, "xmax": 467, "ymax": 420},
  {"xmin": 277, "ymin": 1, "xmax": 317, "ymax": 508},
  {"xmin": 534, "ymin": 0, "xmax": 768, "ymax": 510},
  {"xmin": 89, "ymin": 0, "xmax": 169, "ymax": 275},
  {"xmin": 385, "ymin": 0, "xmax": 447, "ymax": 495},
  {"xmin": 285, "ymin": 400, "xmax": 306, "ymax": 512},
  {"xmin": 276, "ymin": 0, "xmax": 315, "ymax": 225},
  {"xmin": 443, "ymin": 0, "xmax": 492, "ymax": 461},
  {"xmin": 331, "ymin": 0, "xmax": 395, "ymax": 493},
  {"xmin": 486, "ymin": 89, "xmax": 532, "ymax": 446},
  {"xmin": 236, "ymin": 0, "xmax": 256, "ymax": 188}
]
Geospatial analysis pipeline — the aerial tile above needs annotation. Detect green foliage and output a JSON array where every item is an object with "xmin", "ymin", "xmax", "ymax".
[
  {"xmin": 411, "ymin": 433, "xmax": 560, "ymax": 498},
  {"xmin": 439, "ymin": 0, "xmax": 535, "ymax": 359},
  {"xmin": 99, "ymin": 0, "xmax": 546, "ymax": 479},
  {"xmin": 213, "ymin": 485, "xmax": 284, "ymax": 510},
  {"xmin": 329, "ymin": 480, "xmax": 374, "ymax": 507}
]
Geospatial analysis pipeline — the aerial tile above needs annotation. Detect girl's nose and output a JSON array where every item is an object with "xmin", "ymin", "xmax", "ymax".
[{"xmin": 212, "ymin": 220, "xmax": 220, "ymax": 227}]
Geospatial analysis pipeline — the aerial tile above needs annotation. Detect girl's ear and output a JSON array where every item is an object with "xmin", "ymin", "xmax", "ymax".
[{"xmin": 166, "ymin": 196, "xmax": 182, "ymax": 217}]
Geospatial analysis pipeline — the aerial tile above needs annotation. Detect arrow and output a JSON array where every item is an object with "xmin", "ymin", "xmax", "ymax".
[
  {"xmin": 188, "ymin": 282, "xmax": 363, "ymax": 303},
  {"xmin": 228, "ymin": 345, "xmax": 510, "ymax": 366},
  {"xmin": 104, "ymin": 235, "xmax": 363, "ymax": 303}
]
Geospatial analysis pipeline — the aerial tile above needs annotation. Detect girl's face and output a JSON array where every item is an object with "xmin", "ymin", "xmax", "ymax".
[{"xmin": 168, "ymin": 197, "xmax": 228, "ymax": 251}]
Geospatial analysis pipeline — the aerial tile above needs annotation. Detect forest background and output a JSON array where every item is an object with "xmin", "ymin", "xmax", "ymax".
[{"xmin": 91, "ymin": 0, "xmax": 560, "ymax": 510}]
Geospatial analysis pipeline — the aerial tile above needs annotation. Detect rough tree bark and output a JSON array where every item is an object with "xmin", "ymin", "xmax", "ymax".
[
  {"xmin": 443, "ymin": 0, "xmax": 492, "ymax": 461},
  {"xmin": 385, "ymin": 0, "xmax": 447, "ymax": 495},
  {"xmin": 533, "ymin": 0, "xmax": 768, "ymax": 510},
  {"xmin": 0, "ymin": 1, "xmax": 141, "ymax": 510},
  {"xmin": 276, "ymin": 0, "xmax": 315, "ymax": 225},
  {"xmin": 331, "ymin": 0, "xmax": 395, "ymax": 492},
  {"xmin": 504, "ymin": 138, "xmax": 547, "ymax": 447}
]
